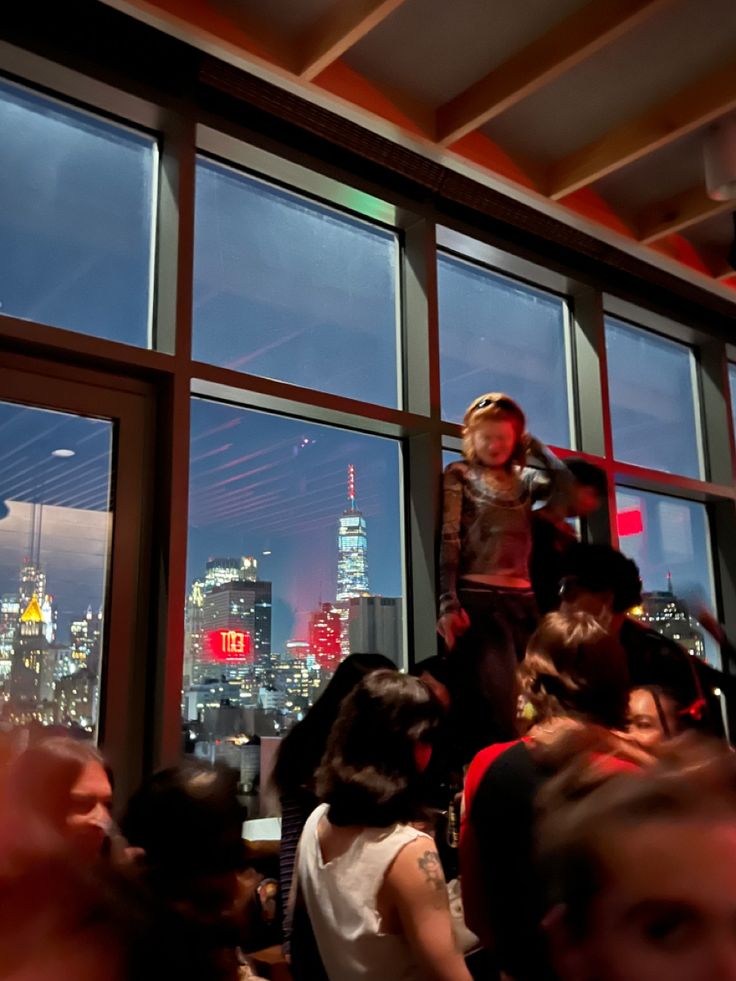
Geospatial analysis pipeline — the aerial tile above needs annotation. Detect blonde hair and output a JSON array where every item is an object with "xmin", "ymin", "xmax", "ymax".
[{"xmin": 462, "ymin": 392, "xmax": 526, "ymax": 468}]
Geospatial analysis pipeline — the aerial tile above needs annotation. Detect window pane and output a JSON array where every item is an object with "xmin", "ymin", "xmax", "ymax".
[
  {"xmin": 438, "ymin": 253, "xmax": 572, "ymax": 447},
  {"xmin": 730, "ymin": 363, "xmax": 736, "ymax": 447},
  {"xmin": 606, "ymin": 318, "xmax": 701, "ymax": 478},
  {"xmin": 615, "ymin": 487, "xmax": 719, "ymax": 668},
  {"xmin": 0, "ymin": 81, "xmax": 155, "ymax": 346},
  {"xmin": 0, "ymin": 401, "xmax": 113, "ymax": 738},
  {"xmin": 183, "ymin": 399, "xmax": 404, "ymax": 812},
  {"xmin": 193, "ymin": 160, "xmax": 400, "ymax": 407}
]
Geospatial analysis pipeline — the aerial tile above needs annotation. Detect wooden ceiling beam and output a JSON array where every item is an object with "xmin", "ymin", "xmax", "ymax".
[
  {"xmin": 548, "ymin": 59, "xmax": 736, "ymax": 199},
  {"xmin": 436, "ymin": 0, "xmax": 672, "ymax": 147},
  {"xmin": 636, "ymin": 185, "xmax": 735, "ymax": 243},
  {"xmin": 298, "ymin": 0, "xmax": 408, "ymax": 82}
]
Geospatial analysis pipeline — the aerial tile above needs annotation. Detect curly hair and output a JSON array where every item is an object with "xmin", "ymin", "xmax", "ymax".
[
  {"xmin": 518, "ymin": 612, "xmax": 630, "ymax": 730},
  {"xmin": 315, "ymin": 669, "xmax": 442, "ymax": 828},
  {"xmin": 462, "ymin": 392, "xmax": 527, "ymax": 468}
]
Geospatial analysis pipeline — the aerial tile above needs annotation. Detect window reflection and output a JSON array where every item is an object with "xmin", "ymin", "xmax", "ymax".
[
  {"xmin": 0, "ymin": 80, "xmax": 156, "ymax": 347},
  {"xmin": 616, "ymin": 487, "xmax": 719, "ymax": 668},
  {"xmin": 438, "ymin": 253, "xmax": 572, "ymax": 447},
  {"xmin": 0, "ymin": 402, "xmax": 112, "ymax": 739},
  {"xmin": 606, "ymin": 319, "xmax": 702, "ymax": 478},
  {"xmin": 193, "ymin": 159, "xmax": 400, "ymax": 406},
  {"xmin": 183, "ymin": 399, "xmax": 404, "ymax": 813}
]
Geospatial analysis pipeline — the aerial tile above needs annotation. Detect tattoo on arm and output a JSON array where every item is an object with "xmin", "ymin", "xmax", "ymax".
[{"xmin": 417, "ymin": 850, "xmax": 447, "ymax": 909}]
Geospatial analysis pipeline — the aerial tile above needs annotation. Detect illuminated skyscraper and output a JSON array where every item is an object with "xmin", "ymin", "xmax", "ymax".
[
  {"xmin": 198, "ymin": 579, "xmax": 272, "ymax": 683},
  {"xmin": 204, "ymin": 556, "xmax": 258, "ymax": 591},
  {"xmin": 10, "ymin": 593, "xmax": 47, "ymax": 703},
  {"xmin": 336, "ymin": 465, "xmax": 370, "ymax": 602},
  {"xmin": 308, "ymin": 603, "xmax": 342, "ymax": 670},
  {"xmin": 633, "ymin": 574, "xmax": 707, "ymax": 661}
]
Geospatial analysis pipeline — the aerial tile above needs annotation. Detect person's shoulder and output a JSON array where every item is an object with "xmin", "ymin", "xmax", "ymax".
[{"xmin": 467, "ymin": 740, "xmax": 525, "ymax": 800}]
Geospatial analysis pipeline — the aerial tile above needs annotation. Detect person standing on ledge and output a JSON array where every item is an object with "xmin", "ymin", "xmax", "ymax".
[{"xmin": 437, "ymin": 392, "xmax": 573, "ymax": 758}]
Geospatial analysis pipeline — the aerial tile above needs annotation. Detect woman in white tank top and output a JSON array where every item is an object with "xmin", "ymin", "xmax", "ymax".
[{"xmin": 294, "ymin": 670, "xmax": 472, "ymax": 981}]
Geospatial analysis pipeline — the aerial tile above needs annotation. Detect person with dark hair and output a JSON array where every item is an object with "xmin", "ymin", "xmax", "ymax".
[
  {"xmin": 530, "ymin": 457, "xmax": 608, "ymax": 615},
  {"xmin": 295, "ymin": 670, "xmax": 471, "ymax": 981},
  {"xmin": 540, "ymin": 740, "xmax": 736, "ymax": 981},
  {"xmin": 460, "ymin": 612, "xmax": 636, "ymax": 980},
  {"xmin": 120, "ymin": 761, "xmax": 263, "ymax": 981},
  {"xmin": 627, "ymin": 684, "xmax": 682, "ymax": 748},
  {"xmin": 410, "ymin": 657, "xmax": 464, "ymax": 879},
  {"xmin": 271, "ymin": 651, "xmax": 395, "ymax": 932},
  {"xmin": 559, "ymin": 542, "xmax": 707, "ymax": 725},
  {"xmin": 6, "ymin": 736, "xmax": 113, "ymax": 862},
  {"xmin": 438, "ymin": 392, "xmax": 574, "ymax": 756}
]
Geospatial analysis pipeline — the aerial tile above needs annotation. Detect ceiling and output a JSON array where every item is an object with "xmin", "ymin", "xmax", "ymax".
[{"xmin": 101, "ymin": 0, "xmax": 736, "ymax": 298}]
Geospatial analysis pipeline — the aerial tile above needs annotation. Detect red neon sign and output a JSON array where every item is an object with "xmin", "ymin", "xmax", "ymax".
[
  {"xmin": 206, "ymin": 628, "xmax": 252, "ymax": 662},
  {"xmin": 617, "ymin": 508, "xmax": 643, "ymax": 537}
]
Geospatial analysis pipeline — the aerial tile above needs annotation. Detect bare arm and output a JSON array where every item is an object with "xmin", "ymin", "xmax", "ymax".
[{"xmin": 384, "ymin": 838, "xmax": 472, "ymax": 981}]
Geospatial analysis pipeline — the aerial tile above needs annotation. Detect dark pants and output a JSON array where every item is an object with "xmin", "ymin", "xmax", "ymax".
[{"xmin": 448, "ymin": 584, "xmax": 538, "ymax": 762}]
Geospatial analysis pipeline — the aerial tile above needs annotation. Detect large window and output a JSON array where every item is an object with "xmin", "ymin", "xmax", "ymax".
[
  {"xmin": 193, "ymin": 159, "xmax": 400, "ymax": 407},
  {"xmin": 606, "ymin": 318, "xmax": 702, "ymax": 478},
  {"xmin": 0, "ymin": 80, "xmax": 156, "ymax": 347},
  {"xmin": 4, "ymin": 57, "xmax": 736, "ymax": 796},
  {"xmin": 438, "ymin": 253, "xmax": 572, "ymax": 448},
  {"xmin": 183, "ymin": 399, "xmax": 404, "ymax": 810},
  {"xmin": 0, "ymin": 401, "xmax": 112, "ymax": 736},
  {"xmin": 616, "ymin": 487, "xmax": 719, "ymax": 668}
]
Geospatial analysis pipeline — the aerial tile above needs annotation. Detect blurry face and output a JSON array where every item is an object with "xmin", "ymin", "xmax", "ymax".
[
  {"xmin": 627, "ymin": 689, "xmax": 677, "ymax": 749},
  {"xmin": 573, "ymin": 485, "xmax": 603, "ymax": 519},
  {"xmin": 559, "ymin": 820, "xmax": 736, "ymax": 981},
  {"xmin": 65, "ymin": 761, "xmax": 113, "ymax": 859},
  {"xmin": 471, "ymin": 419, "xmax": 517, "ymax": 468}
]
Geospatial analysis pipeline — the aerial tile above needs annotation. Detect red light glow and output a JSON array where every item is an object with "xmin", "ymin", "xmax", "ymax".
[
  {"xmin": 617, "ymin": 509, "xmax": 644, "ymax": 537},
  {"xmin": 205, "ymin": 628, "xmax": 252, "ymax": 662}
]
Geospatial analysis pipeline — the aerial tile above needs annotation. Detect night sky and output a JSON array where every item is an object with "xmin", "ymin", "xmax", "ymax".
[{"xmin": 0, "ymin": 75, "xmax": 724, "ymax": 667}]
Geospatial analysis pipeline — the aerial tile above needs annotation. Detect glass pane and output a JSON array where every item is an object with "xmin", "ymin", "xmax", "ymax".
[
  {"xmin": 0, "ymin": 80, "xmax": 156, "ymax": 347},
  {"xmin": 0, "ymin": 401, "xmax": 113, "ymax": 739},
  {"xmin": 730, "ymin": 363, "xmax": 736, "ymax": 446},
  {"xmin": 615, "ymin": 487, "xmax": 719, "ymax": 668},
  {"xmin": 193, "ymin": 159, "xmax": 400, "ymax": 407},
  {"xmin": 438, "ymin": 253, "xmax": 572, "ymax": 447},
  {"xmin": 606, "ymin": 318, "xmax": 701, "ymax": 478},
  {"xmin": 183, "ymin": 399, "xmax": 404, "ymax": 813}
]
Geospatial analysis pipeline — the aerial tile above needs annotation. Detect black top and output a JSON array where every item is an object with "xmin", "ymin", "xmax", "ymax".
[
  {"xmin": 530, "ymin": 514, "xmax": 577, "ymax": 615},
  {"xmin": 469, "ymin": 742, "xmax": 551, "ymax": 981}
]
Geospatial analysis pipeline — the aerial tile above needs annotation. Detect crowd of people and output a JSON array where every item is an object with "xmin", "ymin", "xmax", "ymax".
[{"xmin": 1, "ymin": 390, "xmax": 734, "ymax": 981}]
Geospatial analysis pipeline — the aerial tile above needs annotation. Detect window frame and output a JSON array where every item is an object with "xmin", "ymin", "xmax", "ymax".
[{"xmin": 0, "ymin": 35, "xmax": 734, "ymax": 786}]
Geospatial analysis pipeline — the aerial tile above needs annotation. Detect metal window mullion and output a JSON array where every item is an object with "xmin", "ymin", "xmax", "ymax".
[
  {"xmin": 402, "ymin": 218, "xmax": 443, "ymax": 668},
  {"xmin": 570, "ymin": 285, "xmax": 617, "ymax": 547},
  {"xmin": 150, "ymin": 110, "xmax": 197, "ymax": 767},
  {"xmin": 699, "ymin": 340, "xmax": 736, "ymax": 659}
]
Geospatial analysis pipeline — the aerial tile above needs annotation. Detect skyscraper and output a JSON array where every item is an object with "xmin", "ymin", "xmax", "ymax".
[
  {"xmin": 633, "ymin": 575, "xmax": 707, "ymax": 661},
  {"xmin": 348, "ymin": 596, "xmax": 403, "ymax": 667},
  {"xmin": 308, "ymin": 602, "xmax": 342, "ymax": 670},
  {"xmin": 336, "ymin": 465, "xmax": 370, "ymax": 602},
  {"xmin": 10, "ymin": 593, "xmax": 47, "ymax": 704},
  {"xmin": 199, "ymin": 579, "xmax": 272, "ymax": 683}
]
